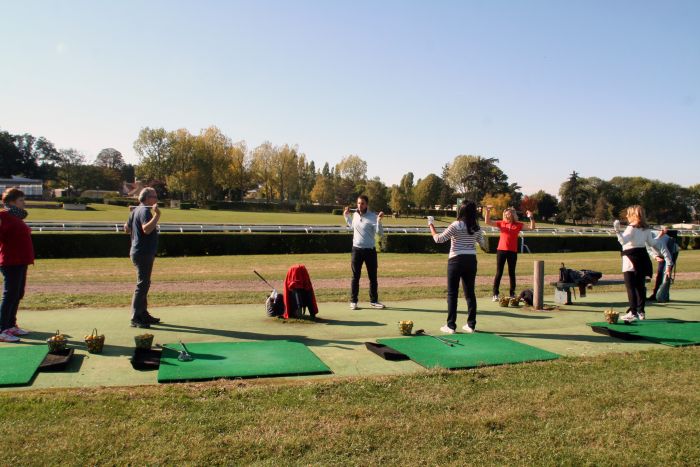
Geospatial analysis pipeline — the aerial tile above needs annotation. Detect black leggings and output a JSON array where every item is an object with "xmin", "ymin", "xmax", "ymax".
[
  {"xmin": 624, "ymin": 271, "xmax": 647, "ymax": 314},
  {"xmin": 493, "ymin": 250, "xmax": 518, "ymax": 297}
]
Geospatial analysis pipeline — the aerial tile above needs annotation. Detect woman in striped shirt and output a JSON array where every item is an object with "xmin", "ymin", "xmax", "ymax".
[{"xmin": 428, "ymin": 201, "xmax": 487, "ymax": 334}]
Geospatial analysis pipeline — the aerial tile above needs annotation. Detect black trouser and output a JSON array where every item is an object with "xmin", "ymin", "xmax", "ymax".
[
  {"xmin": 624, "ymin": 271, "xmax": 647, "ymax": 315},
  {"xmin": 0, "ymin": 265, "xmax": 27, "ymax": 331},
  {"xmin": 446, "ymin": 254, "xmax": 477, "ymax": 330},
  {"xmin": 131, "ymin": 254, "xmax": 155, "ymax": 320},
  {"xmin": 493, "ymin": 250, "xmax": 518, "ymax": 297},
  {"xmin": 350, "ymin": 247, "xmax": 378, "ymax": 303}
]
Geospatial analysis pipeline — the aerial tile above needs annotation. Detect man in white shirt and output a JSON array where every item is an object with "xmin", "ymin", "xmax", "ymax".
[{"xmin": 344, "ymin": 195, "xmax": 385, "ymax": 310}]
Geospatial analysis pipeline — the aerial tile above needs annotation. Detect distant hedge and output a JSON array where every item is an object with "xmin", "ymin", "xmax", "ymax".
[
  {"xmin": 28, "ymin": 233, "xmax": 700, "ymax": 258},
  {"xmin": 202, "ymin": 201, "xmax": 342, "ymax": 213}
]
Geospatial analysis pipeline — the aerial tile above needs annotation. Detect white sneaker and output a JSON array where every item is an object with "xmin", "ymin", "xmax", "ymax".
[
  {"xmin": 462, "ymin": 324, "xmax": 475, "ymax": 333},
  {"xmin": 0, "ymin": 331, "xmax": 20, "ymax": 343},
  {"xmin": 638, "ymin": 312, "xmax": 646, "ymax": 320},
  {"xmin": 492, "ymin": 295, "xmax": 499, "ymax": 302},
  {"xmin": 7, "ymin": 326, "xmax": 30, "ymax": 336},
  {"xmin": 370, "ymin": 302, "xmax": 386, "ymax": 309},
  {"xmin": 621, "ymin": 311, "xmax": 637, "ymax": 322},
  {"xmin": 349, "ymin": 302, "xmax": 358, "ymax": 310},
  {"xmin": 440, "ymin": 325, "xmax": 456, "ymax": 334}
]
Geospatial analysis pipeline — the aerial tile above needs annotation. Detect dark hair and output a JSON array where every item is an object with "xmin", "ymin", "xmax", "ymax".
[
  {"xmin": 457, "ymin": 201, "xmax": 480, "ymax": 234},
  {"xmin": 2, "ymin": 187, "xmax": 24, "ymax": 205},
  {"xmin": 358, "ymin": 195, "xmax": 369, "ymax": 204}
]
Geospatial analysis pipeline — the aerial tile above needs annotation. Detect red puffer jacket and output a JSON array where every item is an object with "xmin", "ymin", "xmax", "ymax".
[{"xmin": 283, "ymin": 264, "xmax": 318, "ymax": 319}]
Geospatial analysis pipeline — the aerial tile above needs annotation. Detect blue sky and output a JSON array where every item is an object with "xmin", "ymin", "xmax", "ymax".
[{"xmin": 1, "ymin": 0, "xmax": 698, "ymax": 195}]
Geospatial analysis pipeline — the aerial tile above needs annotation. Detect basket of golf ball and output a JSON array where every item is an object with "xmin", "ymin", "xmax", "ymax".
[
  {"xmin": 604, "ymin": 308, "xmax": 619, "ymax": 324},
  {"xmin": 509, "ymin": 297, "xmax": 521, "ymax": 307},
  {"xmin": 47, "ymin": 330, "xmax": 68, "ymax": 353},
  {"xmin": 499, "ymin": 296, "xmax": 511, "ymax": 307},
  {"xmin": 134, "ymin": 333, "xmax": 154, "ymax": 350},
  {"xmin": 84, "ymin": 328, "xmax": 105, "ymax": 354},
  {"xmin": 398, "ymin": 320, "xmax": 414, "ymax": 335}
]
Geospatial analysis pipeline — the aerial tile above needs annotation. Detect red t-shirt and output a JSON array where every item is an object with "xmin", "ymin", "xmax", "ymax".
[
  {"xmin": 496, "ymin": 221, "xmax": 523, "ymax": 252},
  {"xmin": 0, "ymin": 210, "xmax": 35, "ymax": 266}
]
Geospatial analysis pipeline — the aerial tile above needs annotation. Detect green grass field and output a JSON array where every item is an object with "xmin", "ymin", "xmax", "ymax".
[
  {"xmin": 2, "ymin": 348, "xmax": 698, "ymax": 465},
  {"xmin": 13, "ymin": 250, "xmax": 700, "ymax": 310}
]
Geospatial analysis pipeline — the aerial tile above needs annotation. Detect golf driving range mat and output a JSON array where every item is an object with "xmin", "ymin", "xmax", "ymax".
[
  {"xmin": 589, "ymin": 319, "xmax": 700, "ymax": 347},
  {"xmin": 376, "ymin": 333, "xmax": 558, "ymax": 369},
  {"xmin": 0, "ymin": 345, "xmax": 49, "ymax": 386},
  {"xmin": 157, "ymin": 340, "xmax": 331, "ymax": 382}
]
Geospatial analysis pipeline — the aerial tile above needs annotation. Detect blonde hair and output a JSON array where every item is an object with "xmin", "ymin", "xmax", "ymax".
[
  {"xmin": 626, "ymin": 205, "xmax": 649, "ymax": 229},
  {"xmin": 503, "ymin": 207, "xmax": 518, "ymax": 222}
]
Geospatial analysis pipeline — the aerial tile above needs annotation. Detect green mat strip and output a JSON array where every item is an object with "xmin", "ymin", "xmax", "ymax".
[
  {"xmin": 0, "ymin": 345, "xmax": 50, "ymax": 387},
  {"xmin": 377, "ymin": 332, "xmax": 559, "ymax": 369},
  {"xmin": 588, "ymin": 319, "xmax": 700, "ymax": 347},
  {"xmin": 157, "ymin": 340, "xmax": 332, "ymax": 382}
]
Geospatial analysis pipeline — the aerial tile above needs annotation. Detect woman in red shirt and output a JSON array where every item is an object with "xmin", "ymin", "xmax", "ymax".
[
  {"xmin": 0, "ymin": 188, "xmax": 35, "ymax": 342},
  {"xmin": 484, "ymin": 206, "xmax": 535, "ymax": 301}
]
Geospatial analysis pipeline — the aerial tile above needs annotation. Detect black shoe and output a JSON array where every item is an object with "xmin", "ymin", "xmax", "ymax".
[
  {"xmin": 647, "ymin": 294, "xmax": 656, "ymax": 302},
  {"xmin": 144, "ymin": 311, "xmax": 161, "ymax": 324},
  {"xmin": 130, "ymin": 319, "xmax": 151, "ymax": 329}
]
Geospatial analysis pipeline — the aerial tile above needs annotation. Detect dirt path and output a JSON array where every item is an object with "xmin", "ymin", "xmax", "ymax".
[{"xmin": 25, "ymin": 272, "xmax": 700, "ymax": 294}]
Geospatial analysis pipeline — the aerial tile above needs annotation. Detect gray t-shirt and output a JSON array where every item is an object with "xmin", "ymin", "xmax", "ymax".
[{"xmin": 128, "ymin": 205, "xmax": 158, "ymax": 256}]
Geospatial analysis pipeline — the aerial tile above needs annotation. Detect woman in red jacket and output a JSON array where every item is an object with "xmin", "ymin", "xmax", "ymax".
[
  {"xmin": 0, "ymin": 188, "xmax": 35, "ymax": 342},
  {"xmin": 484, "ymin": 206, "xmax": 535, "ymax": 301}
]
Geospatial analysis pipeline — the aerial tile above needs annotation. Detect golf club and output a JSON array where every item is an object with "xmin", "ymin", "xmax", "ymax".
[
  {"xmin": 253, "ymin": 270, "xmax": 276, "ymax": 291},
  {"xmin": 414, "ymin": 329, "xmax": 458, "ymax": 347},
  {"xmin": 157, "ymin": 341, "xmax": 194, "ymax": 361}
]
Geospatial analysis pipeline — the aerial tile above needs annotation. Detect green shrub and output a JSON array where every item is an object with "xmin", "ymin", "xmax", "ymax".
[
  {"xmin": 103, "ymin": 197, "xmax": 137, "ymax": 207},
  {"xmin": 332, "ymin": 209, "xmax": 344, "ymax": 215}
]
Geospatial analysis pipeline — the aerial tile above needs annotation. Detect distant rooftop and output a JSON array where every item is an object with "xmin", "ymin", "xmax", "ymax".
[{"xmin": 0, "ymin": 175, "xmax": 43, "ymax": 183}]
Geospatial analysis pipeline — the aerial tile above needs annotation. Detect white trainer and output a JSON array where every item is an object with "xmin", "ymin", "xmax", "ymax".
[
  {"xmin": 349, "ymin": 302, "xmax": 358, "ymax": 310},
  {"xmin": 7, "ymin": 326, "xmax": 30, "ymax": 336},
  {"xmin": 621, "ymin": 311, "xmax": 637, "ymax": 322},
  {"xmin": 462, "ymin": 324, "xmax": 475, "ymax": 333},
  {"xmin": 0, "ymin": 331, "xmax": 20, "ymax": 343},
  {"xmin": 638, "ymin": 312, "xmax": 646, "ymax": 320},
  {"xmin": 440, "ymin": 325, "xmax": 456, "ymax": 334},
  {"xmin": 492, "ymin": 295, "xmax": 499, "ymax": 302},
  {"xmin": 370, "ymin": 302, "xmax": 386, "ymax": 309}
]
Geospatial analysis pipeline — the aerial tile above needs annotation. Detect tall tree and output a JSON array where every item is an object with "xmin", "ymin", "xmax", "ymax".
[
  {"xmin": 413, "ymin": 174, "xmax": 443, "ymax": 209},
  {"xmin": 364, "ymin": 177, "xmax": 389, "ymax": 212},
  {"xmin": 446, "ymin": 155, "xmax": 509, "ymax": 202},
  {"xmin": 530, "ymin": 190, "xmax": 559, "ymax": 221},
  {"xmin": 250, "ymin": 141, "xmax": 277, "ymax": 202},
  {"xmin": 309, "ymin": 175, "xmax": 335, "ymax": 205},
  {"xmin": 0, "ymin": 131, "xmax": 22, "ymax": 177},
  {"xmin": 390, "ymin": 185, "xmax": 409, "ymax": 214},
  {"xmin": 399, "ymin": 172, "xmax": 415, "ymax": 205},
  {"xmin": 559, "ymin": 171, "xmax": 591, "ymax": 224},
  {"xmin": 95, "ymin": 148, "xmax": 125, "ymax": 170},
  {"xmin": 336, "ymin": 155, "xmax": 368, "ymax": 186},
  {"xmin": 133, "ymin": 127, "xmax": 172, "ymax": 181}
]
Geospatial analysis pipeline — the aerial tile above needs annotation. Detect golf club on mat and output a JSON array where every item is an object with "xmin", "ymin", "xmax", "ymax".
[{"xmin": 414, "ymin": 329, "xmax": 458, "ymax": 346}]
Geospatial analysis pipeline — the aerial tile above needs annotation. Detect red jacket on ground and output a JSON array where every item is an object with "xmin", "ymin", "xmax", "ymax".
[{"xmin": 283, "ymin": 264, "xmax": 318, "ymax": 319}]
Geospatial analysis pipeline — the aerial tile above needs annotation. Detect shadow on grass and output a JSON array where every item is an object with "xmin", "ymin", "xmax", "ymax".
[
  {"xmin": 153, "ymin": 323, "xmax": 363, "ymax": 350},
  {"xmin": 495, "ymin": 330, "xmax": 639, "ymax": 344}
]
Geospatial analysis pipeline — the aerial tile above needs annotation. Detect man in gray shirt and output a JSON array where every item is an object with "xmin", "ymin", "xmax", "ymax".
[
  {"xmin": 124, "ymin": 187, "xmax": 161, "ymax": 328},
  {"xmin": 344, "ymin": 195, "xmax": 385, "ymax": 310}
]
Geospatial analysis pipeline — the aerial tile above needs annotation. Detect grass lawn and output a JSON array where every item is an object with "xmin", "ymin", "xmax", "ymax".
[
  {"xmin": 1, "ymin": 347, "xmax": 698, "ymax": 465},
  {"xmin": 14, "ymin": 250, "xmax": 700, "ymax": 310}
]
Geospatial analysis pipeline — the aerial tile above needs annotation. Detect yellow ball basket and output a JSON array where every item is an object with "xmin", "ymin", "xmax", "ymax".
[
  {"xmin": 509, "ymin": 297, "xmax": 521, "ymax": 307},
  {"xmin": 46, "ymin": 330, "xmax": 67, "ymax": 353},
  {"xmin": 134, "ymin": 333, "xmax": 154, "ymax": 350},
  {"xmin": 604, "ymin": 309, "xmax": 619, "ymax": 324},
  {"xmin": 499, "ymin": 296, "xmax": 511, "ymax": 307},
  {"xmin": 84, "ymin": 328, "xmax": 105, "ymax": 354},
  {"xmin": 398, "ymin": 320, "xmax": 414, "ymax": 336}
]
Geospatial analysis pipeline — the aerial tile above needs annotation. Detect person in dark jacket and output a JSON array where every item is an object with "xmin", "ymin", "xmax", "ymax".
[{"xmin": 0, "ymin": 188, "xmax": 35, "ymax": 342}]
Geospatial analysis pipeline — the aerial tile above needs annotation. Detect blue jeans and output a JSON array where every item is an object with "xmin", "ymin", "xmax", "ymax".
[
  {"xmin": 131, "ymin": 254, "xmax": 155, "ymax": 320},
  {"xmin": 0, "ymin": 265, "xmax": 27, "ymax": 331},
  {"xmin": 447, "ymin": 254, "xmax": 477, "ymax": 330}
]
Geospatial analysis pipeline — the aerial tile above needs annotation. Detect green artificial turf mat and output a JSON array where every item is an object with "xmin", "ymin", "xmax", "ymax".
[
  {"xmin": 376, "ymin": 332, "xmax": 559, "ymax": 369},
  {"xmin": 588, "ymin": 319, "xmax": 700, "ymax": 347},
  {"xmin": 0, "ymin": 345, "xmax": 50, "ymax": 386},
  {"xmin": 157, "ymin": 340, "xmax": 332, "ymax": 382}
]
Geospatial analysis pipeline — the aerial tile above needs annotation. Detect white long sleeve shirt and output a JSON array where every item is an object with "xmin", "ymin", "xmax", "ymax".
[
  {"xmin": 344, "ymin": 210, "xmax": 383, "ymax": 249},
  {"xmin": 616, "ymin": 226, "xmax": 671, "ymax": 273},
  {"xmin": 432, "ymin": 221, "xmax": 487, "ymax": 258}
]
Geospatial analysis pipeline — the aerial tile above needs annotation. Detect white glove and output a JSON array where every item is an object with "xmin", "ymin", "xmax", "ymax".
[
  {"xmin": 427, "ymin": 216, "xmax": 434, "ymax": 226},
  {"xmin": 613, "ymin": 220, "xmax": 620, "ymax": 232}
]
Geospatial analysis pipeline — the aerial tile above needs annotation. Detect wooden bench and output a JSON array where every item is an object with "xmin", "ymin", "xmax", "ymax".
[{"xmin": 550, "ymin": 279, "xmax": 649, "ymax": 305}]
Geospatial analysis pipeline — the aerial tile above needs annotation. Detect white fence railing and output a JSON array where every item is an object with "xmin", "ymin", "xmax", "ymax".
[{"xmin": 26, "ymin": 222, "xmax": 700, "ymax": 236}]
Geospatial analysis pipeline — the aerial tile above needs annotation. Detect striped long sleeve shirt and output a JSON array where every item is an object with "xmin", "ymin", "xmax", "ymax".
[{"xmin": 433, "ymin": 221, "xmax": 487, "ymax": 258}]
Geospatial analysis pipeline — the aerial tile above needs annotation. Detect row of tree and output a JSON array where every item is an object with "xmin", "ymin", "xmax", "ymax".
[{"xmin": 2, "ymin": 126, "xmax": 698, "ymax": 223}]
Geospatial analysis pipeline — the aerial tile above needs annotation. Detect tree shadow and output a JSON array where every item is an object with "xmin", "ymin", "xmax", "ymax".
[
  {"xmin": 154, "ymin": 323, "xmax": 363, "ymax": 350},
  {"xmin": 495, "ymin": 330, "xmax": 640, "ymax": 344},
  {"xmin": 314, "ymin": 317, "xmax": 386, "ymax": 327},
  {"xmin": 483, "ymin": 310, "xmax": 553, "ymax": 320}
]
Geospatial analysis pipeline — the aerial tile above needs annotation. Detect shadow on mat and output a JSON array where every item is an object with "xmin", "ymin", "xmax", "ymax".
[
  {"xmin": 152, "ymin": 323, "xmax": 363, "ymax": 350},
  {"xmin": 495, "ymin": 330, "xmax": 640, "ymax": 344},
  {"xmin": 315, "ymin": 317, "xmax": 385, "ymax": 327}
]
